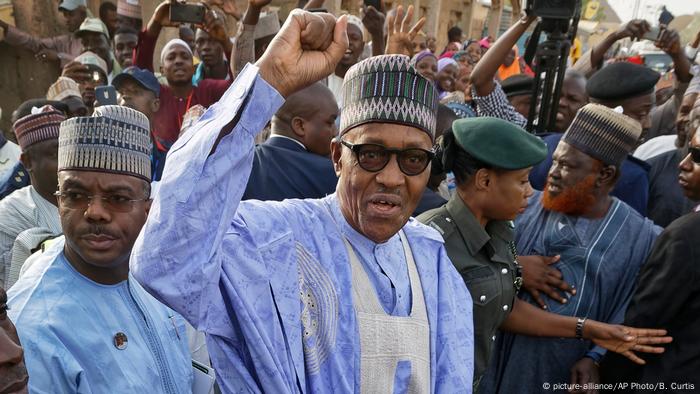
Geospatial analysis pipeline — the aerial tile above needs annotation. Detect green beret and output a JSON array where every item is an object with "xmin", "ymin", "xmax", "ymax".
[{"xmin": 451, "ymin": 117, "xmax": 547, "ymax": 170}]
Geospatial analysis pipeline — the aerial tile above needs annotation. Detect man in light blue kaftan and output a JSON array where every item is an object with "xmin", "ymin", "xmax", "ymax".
[
  {"xmin": 131, "ymin": 11, "xmax": 474, "ymax": 394},
  {"xmin": 8, "ymin": 105, "xmax": 192, "ymax": 393},
  {"xmin": 479, "ymin": 104, "xmax": 662, "ymax": 393},
  {"xmin": 8, "ymin": 237, "xmax": 192, "ymax": 393}
]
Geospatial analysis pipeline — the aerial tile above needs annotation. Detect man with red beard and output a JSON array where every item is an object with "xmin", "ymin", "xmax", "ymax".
[{"xmin": 479, "ymin": 104, "xmax": 662, "ymax": 394}]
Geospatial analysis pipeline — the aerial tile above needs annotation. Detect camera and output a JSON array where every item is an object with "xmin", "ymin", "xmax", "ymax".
[{"xmin": 525, "ymin": 0, "xmax": 578, "ymax": 20}]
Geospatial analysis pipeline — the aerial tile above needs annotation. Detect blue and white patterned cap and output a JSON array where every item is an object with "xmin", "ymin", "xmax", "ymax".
[
  {"xmin": 340, "ymin": 55, "xmax": 438, "ymax": 140},
  {"xmin": 58, "ymin": 105, "xmax": 152, "ymax": 181}
]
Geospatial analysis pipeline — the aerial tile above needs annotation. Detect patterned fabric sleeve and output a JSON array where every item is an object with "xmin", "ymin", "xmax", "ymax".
[{"xmin": 472, "ymin": 81, "xmax": 528, "ymax": 128}]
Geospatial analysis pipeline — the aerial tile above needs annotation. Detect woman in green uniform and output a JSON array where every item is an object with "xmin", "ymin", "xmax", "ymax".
[{"xmin": 417, "ymin": 117, "xmax": 671, "ymax": 389}]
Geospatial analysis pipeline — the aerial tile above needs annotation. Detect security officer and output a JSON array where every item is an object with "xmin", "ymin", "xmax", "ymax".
[
  {"xmin": 418, "ymin": 117, "xmax": 544, "ymax": 388},
  {"xmin": 418, "ymin": 117, "xmax": 666, "ymax": 390}
]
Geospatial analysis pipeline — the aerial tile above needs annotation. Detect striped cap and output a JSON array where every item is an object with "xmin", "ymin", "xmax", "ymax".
[
  {"xmin": 58, "ymin": 105, "xmax": 152, "ymax": 181},
  {"xmin": 47, "ymin": 77, "xmax": 82, "ymax": 101},
  {"xmin": 562, "ymin": 103, "xmax": 642, "ymax": 167},
  {"xmin": 117, "ymin": 0, "xmax": 141, "ymax": 19},
  {"xmin": 340, "ymin": 54, "xmax": 438, "ymax": 140},
  {"xmin": 13, "ymin": 105, "xmax": 65, "ymax": 151}
]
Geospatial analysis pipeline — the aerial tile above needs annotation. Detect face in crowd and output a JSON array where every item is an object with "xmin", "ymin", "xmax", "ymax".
[
  {"xmin": 75, "ymin": 67, "xmax": 108, "ymax": 108},
  {"xmin": 414, "ymin": 56, "xmax": 437, "ymax": 81},
  {"xmin": 79, "ymin": 32, "xmax": 112, "ymax": 66},
  {"xmin": 555, "ymin": 73, "xmax": 589, "ymax": 132},
  {"xmin": 161, "ymin": 44, "xmax": 195, "ymax": 86},
  {"xmin": 543, "ymin": 142, "xmax": 616, "ymax": 216},
  {"xmin": 679, "ymin": 101, "xmax": 700, "ymax": 201},
  {"xmin": 436, "ymin": 63, "xmax": 459, "ymax": 93},
  {"xmin": 195, "ymin": 29, "xmax": 225, "ymax": 69},
  {"xmin": 332, "ymin": 123, "xmax": 432, "ymax": 243},
  {"xmin": 0, "ymin": 286, "xmax": 28, "ymax": 394},
  {"xmin": 57, "ymin": 170, "xmax": 152, "ymax": 284},
  {"xmin": 339, "ymin": 23, "xmax": 365, "ymax": 70},
  {"xmin": 676, "ymin": 93, "xmax": 698, "ymax": 148},
  {"xmin": 61, "ymin": 7, "xmax": 87, "ymax": 33},
  {"xmin": 19, "ymin": 139, "xmax": 59, "ymax": 204},
  {"xmin": 113, "ymin": 30, "xmax": 138, "ymax": 68},
  {"xmin": 116, "ymin": 79, "xmax": 160, "ymax": 121}
]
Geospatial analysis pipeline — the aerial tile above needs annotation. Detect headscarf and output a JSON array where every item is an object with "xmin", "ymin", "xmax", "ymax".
[
  {"xmin": 439, "ymin": 51, "xmax": 456, "ymax": 60},
  {"xmin": 437, "ymin": 58, "xmax": 458, "ymax": 73},
  {"xmin": 411, "ymin": 50, "xmax": 437, "ymax": 67}
]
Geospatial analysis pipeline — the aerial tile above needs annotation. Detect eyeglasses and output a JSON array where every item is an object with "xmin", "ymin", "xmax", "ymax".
[
  {"xmin": 340, "ymin": 140, "xmax": 434, "ymax": 176},
  {"xmin": 54, "ymin": 191, "xmax": 148, "ymax": 213},
  {"xmin": 689, "ymin": 146, "xmax": 700, "ymax": 164}
]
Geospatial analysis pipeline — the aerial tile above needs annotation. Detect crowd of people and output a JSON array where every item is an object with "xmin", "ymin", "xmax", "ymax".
[{"xmin": 1, "ymin": 0, "xmax": 699, "ymax": 393}]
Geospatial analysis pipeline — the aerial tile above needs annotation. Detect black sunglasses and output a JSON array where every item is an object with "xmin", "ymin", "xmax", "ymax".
[
  {"xmin": 689, "ymin": 146, "xmax": 700, "ymax": 164},
  {"xmin": 340, "ymin": 140, "xmax": 435, "ymax": 176}
]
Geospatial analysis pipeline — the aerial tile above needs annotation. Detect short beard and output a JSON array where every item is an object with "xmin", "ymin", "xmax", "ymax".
[{"xmin": 542, "ymin": 175, "xmax": 598, "ymax": 216}]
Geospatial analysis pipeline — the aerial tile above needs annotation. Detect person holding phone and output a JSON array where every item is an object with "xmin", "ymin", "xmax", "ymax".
[{"xmin": 133, "ymin": 1, "xmax": 260, "ymax": 144}]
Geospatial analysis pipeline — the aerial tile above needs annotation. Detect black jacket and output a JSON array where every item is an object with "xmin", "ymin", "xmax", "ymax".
[{"xmin": 600, "ymin": 212, "xmax": 700, "ymax": 393}]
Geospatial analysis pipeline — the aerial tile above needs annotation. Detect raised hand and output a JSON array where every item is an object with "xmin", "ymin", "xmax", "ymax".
[
  {"xmin": 256, "ymin": 10, "xmax": 348, "ymax": 98},
  {"xmin": 362, "ymin": 2, "xmax": 385, "ymax": 38},
  {"xmin": 656, "ymin": 28, "xmax": 682, "ymax": 58},
  {"xmin": 248, "ymin": 0, "xmax": 273, "ymax": 9},
  {"xmin": 61, "ymin": 60, "xmax": 92, "ymax": 83},
  {"xmin": 518, "ymin": 254, "xmax": 575, "ymax": 309},
  {"xmin": 201, "ymin": 9, "xmax": 229, "ymax": 43},
  {"xmin": 151, "ymin": 1, "xmax": 181, "ymax": 28},
  {"xmin": 385, "ymin": 5, "xmax": 425, "ymax": 57},
  {"xmin": 204, "ymin": 0, "xmax": 242, "ymax": 19},
  {"xmin": 612, "ymin": 19, "xmax": 650, "ymax": 41},
  {"xmin": 585, "ymin": 320, "xmax": 672, "ymax": 365}
]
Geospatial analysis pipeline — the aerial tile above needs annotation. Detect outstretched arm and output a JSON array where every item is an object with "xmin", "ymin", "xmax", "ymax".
[
  {"xmin": 130, "ymin": 10, "xmax": 348, "ymax": 335},
  {"xmin": 470, "ymin": 14, "xmax": 536, "ymax": 96}
]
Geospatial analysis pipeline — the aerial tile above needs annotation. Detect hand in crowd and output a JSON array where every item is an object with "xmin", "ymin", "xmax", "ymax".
[
  {"xmin": 385, "ymin": 5, "xmax": 425, "ymax": 57},
  {"xmin": 204, "ymin": 0, "xmax": 242, "ymax": 20},
  {"xmin": 256, "ymin": 10, "xmax": 348, "ymax": 98},
  {"xmin": 655, "ymin": 28, "xmax": 682, "ymax": 58},
  {"xmin": 61, "ymin": 60, "xmax": 92, "ymax": 82},
  {"xmin": 362, "ymin": 1, "xmax": 386, "ymax": 38},
  {"xmin": 569, "ymin": 357, "xmax": 600, "ymax": 394},
  {"xmin": 151, "ymin": 1, "xmax": 182, "ymax": 28},
  {"xmin": 248, "ymin": 0, "xmax": 274, "ymax": 11},
  {"xmin": 202, "ymin": 8, "xmax": 232, "ymax": 50},
  {"xmin": 584, "ymin": 320, "xmax": 672, "ymax": 365},
  {"xmin": 518, "ymin": 254, "xmax": 575, "ymax": 308},
  {"xmin": 35, "ymin": 48, "xmax": 59, "ymax": 63},
  {"xmin": 612, "ymin": 19, "xmax": 650, "ymax": 41}
]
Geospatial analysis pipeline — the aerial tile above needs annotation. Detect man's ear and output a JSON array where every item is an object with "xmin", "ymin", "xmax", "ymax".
[
  {"xmin": 19, "ymin": 152, "xmax": 32, "ymax": 172},
  {"xmin": 151, "ymin": 98, "xmax": 161, "ymax": 113},
  {"xmin": 290, "ymin": 116, "xmax": 306, "ymax": 138},
  {"xmin": 597, "ymin": 164, "xmax": 617, "ymax": 188},
  {"xmin": 330, "ymin": 137, "xmax": 343, "ymax": 176},
  {"xmin": 144, "ymin": 199, "xmax": 152, "ymax": 216}
]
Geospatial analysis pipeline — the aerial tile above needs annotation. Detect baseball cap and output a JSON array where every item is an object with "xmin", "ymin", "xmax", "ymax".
[
  {"xmin": 75, "ymin": 17, "xmax": 109, "ymax": 39},
  {"xmin": 113, "ymin": 67, "xmax": 161, "ymax": 97},
  {"xmin": 58, "ymin": 0, "xmax": 87, "ymax": 12}
]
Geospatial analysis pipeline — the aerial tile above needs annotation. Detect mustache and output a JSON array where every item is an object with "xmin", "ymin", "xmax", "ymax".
[
  {"xmin": 78, "ymin": 224, "xmax": 119, "ymax": 239},
  {"xmin": 375, "ymin": 187, "xmax": 402, "ymax": 196}
]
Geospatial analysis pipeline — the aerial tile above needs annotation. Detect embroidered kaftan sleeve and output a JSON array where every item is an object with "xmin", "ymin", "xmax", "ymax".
[{"xmin": 130, "ymin": 63, "xmax": 285, "ymax": 337}]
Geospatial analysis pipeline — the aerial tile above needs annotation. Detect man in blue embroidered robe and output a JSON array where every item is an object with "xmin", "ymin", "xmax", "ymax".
[
  {"xmin": 130, "ymin": 10, "xmax": 475, "ymax": 393},
  {"xmin": 479, "ymin": 104, "xmax": 662, "ymax": 393},
  {"xmin": 7, "ymin": 105, "xmax": 192, "ymax": 392}
]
